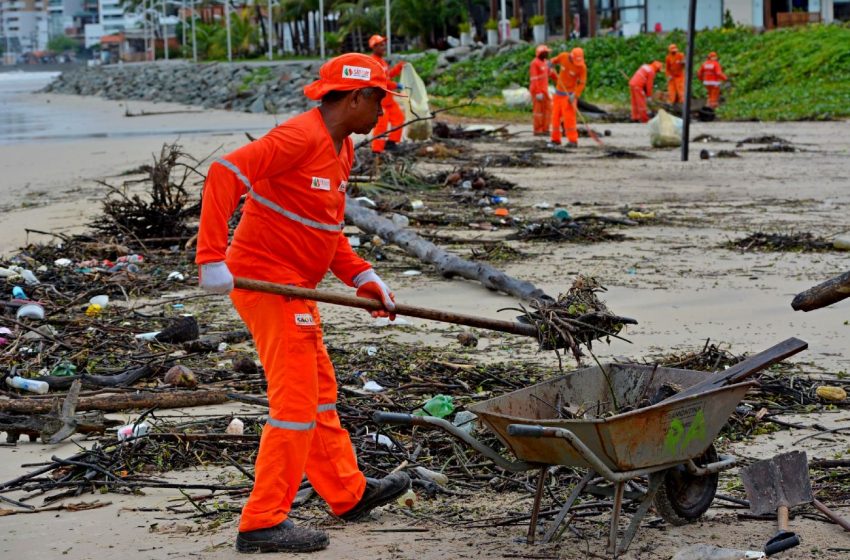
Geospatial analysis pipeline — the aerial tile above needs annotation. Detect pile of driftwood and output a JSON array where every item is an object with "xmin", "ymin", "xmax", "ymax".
[{"xmin": 726, "ymin": 232, "xmax": 836, "ymax": 253}]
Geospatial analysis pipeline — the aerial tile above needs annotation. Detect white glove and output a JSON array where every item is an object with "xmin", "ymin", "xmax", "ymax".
[
  {"xmin": 353, "ymin": 269, "xmax": 395, "ymax": 317},
  {"xmin": 199, "ymin": 262, "xmax": 233, "ymax": 294},
  {"xmin": 535, "ymin": 93, "xmax": 544, "ymax": 101}
]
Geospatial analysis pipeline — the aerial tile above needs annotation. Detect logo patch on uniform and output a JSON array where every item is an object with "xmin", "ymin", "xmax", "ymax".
[
  {"xmin": 310, "ymin": 177, "xmax": 331, "ymax": 191},
  {"xmin": 338, "ymin": 181, "xmax": 348, "ymax": 193},
  {"xmin": 294, "ymin": 313, "xmax": 315, "ymax": 326},
  {"xmin": 342, "ymin": 66, "xmax": 371, "ymax": 81}
]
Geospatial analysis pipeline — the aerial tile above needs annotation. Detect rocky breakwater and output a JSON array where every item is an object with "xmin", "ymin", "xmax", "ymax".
[{"xmin": 43, "ymin": 60, "xmax": 322, "ymax": 114}]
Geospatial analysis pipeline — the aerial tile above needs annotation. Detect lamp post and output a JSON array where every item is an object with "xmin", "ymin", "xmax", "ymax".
[
  {"xmin": 267, "ymin": 0, "xmax": 273, "ymax": 60},
  {"xmin": 180, "ymin": 0, "xmax": 186, "ymax": 56},
  {"xmin": 318, "ymin": 0, "xmax": 324, "ymax": 59},
  {"xmin": 191, "ymin": 0, "xmax": 197, "ymax": 61},
  {"xmin": 224, "ymin": 0, "xmax": 232, "ymax": 62},
  {"xmin": 499, "ymin": 0, "xmax": 508, "ymax": 42},
  {"xmin": 161, "ymin": 0, "xmax": 169, "ymax": 60},
  {"xmin": 385, "ymin": 0, "xmax": 390, "ymax": 56}
]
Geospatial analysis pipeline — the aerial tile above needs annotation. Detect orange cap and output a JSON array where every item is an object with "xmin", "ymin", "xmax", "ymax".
[
  {"xmin": 303, "ymin": 53, "xmax": 405, "ymax": 100},
  {"xmin": 708, "ymin": 51, "xmax": 718, "ymax": 59},
  {"xmin": 570, "ymin": 47, "xmax": 585, "ymax": 64},
  {"xmin": 535, "ymin": 44, "xmax": 550, "ymax": 56},
  {"xmin": 668, "ymin": 43, "xmax": 678, "ymax": 53},
  {"xmin": 651, "ymin": 60, "xmax": 663, "ymax": 71},
  {"xmin": 368, "ymin": 34, "xmax": 386, "ymax": 49}
]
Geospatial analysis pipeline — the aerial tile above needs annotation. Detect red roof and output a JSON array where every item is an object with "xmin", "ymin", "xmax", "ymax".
[{"xmin": 100, "ymin": 34, "xmax": 124, "ymax": 44}]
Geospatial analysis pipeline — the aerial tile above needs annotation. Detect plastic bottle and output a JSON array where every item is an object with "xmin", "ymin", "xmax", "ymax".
[
  {"xmin": 396, "ymin": 489, "xmax": 417, "ymax": 509},
  {"xmin": 6, "ymin": 376, "xmax": 50, "ymax": 394},
  {"xmin": 420, "ymin": 395, "xmax": 455, "ymax": 418},
  {"xmin": 414, "ymin": 466, "xmax": 449, "ymax": 486},
  {"xmin": 117, "ymin": 422, "xmax": 151, "ymax": 440}
]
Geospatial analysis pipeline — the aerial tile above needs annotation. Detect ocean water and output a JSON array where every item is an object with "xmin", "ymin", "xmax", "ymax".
[{"xmin": 0, "ymin": 71, "xmax": 62, "ymax": 144}]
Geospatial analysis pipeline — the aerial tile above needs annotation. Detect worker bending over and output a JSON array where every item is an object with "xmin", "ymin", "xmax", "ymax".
[
  {"xmin": 665, "ymin": 44, "xmax": 685, "ymax": 105},
  {"xmin": 698, "ymin": 52, "xmax": 727, "ymax": 109},
  {"xmin": 529, "ymin": 44, "xmax": 556, "ymax": 136},
  {"xmin": 197, "ymin": 53, "xmax": 411, "ymax": 554},
  {"xmin": 368, "ymin": 34, "xmax": 406, "ymax": 153},
  {"xmin": 629, "ymin": 60, "xmax": 662, "ymax": 123},
  {"xmin": 549, "ymin": 47, "xmax": 586, "ymax": 148}
]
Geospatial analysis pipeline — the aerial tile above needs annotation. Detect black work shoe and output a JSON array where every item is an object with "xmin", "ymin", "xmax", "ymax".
[
  {"xmin": 567, "ymin": 142, "xmax": 578, "ymax": 149},
  {"xmin": 385, "ymin": 140, "xmax": 399, "ymax": 152},
  {"xmin": 338, "ymin": 472, "xmax": 411, "ymax": 522},
  {"xmin": 236, "ymin": 520, "xmax": 329, "ymax": 553}
]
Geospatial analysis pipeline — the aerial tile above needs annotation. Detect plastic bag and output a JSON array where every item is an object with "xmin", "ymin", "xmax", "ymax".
[
  {"xmin": 648, "ymin": 108, "xmax": 683, "ymax": 148},
  {"xmin": 399, "ymin": 63, "xmax": 432, "ymax": 141},
  {"xmin": 502, "ymin": 86, "xmax": 532, "ymax": 107}
]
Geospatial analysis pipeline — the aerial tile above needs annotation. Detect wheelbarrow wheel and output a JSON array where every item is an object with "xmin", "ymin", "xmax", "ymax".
[{"xmin": 650, "ymin": 444, "xmax": 719, "ymax": 526}]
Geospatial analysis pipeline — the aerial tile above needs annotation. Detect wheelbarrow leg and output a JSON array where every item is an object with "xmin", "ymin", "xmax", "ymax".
[
  {"xmin": 608, "ymin": 482, "xmax": 626, "ymax": 557},
  {"xmin": 542, "ymin": 470, "xmax": 595, "ymax": 543},
  {"xmin": 527, "ymin": 466, "xmax": 548, "ymax": 544},
  {"xmin": 618, "ymin": 473, "xmax": 663, "ymax": 554}
]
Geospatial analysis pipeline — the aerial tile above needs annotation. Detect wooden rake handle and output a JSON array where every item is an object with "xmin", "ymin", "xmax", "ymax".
[{"xmin": 233, "ymin": 277, "xmax": 539, "ymax": 339}]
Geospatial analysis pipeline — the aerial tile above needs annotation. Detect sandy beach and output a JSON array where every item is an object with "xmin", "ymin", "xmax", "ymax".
[{"xmin": 1, "ymin": 82, "xmax": 849, "ymax": 560}]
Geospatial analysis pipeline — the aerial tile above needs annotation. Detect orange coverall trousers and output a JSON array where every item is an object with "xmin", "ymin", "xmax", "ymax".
[
  {"xmin": 550, "ymin": 93, "xmax": 578, "ymax": 144},
  {"xmin": 668, "ymin": 75, "xmax": 685, "ymax": 104},
  {"xmin": 371, "ymin": 97, "xmax": 405, "ymax": 152},
  {"xmin": 630, "ymin": 87, "xmax": 649, "ymax": 123},
  {"xmin": 232, "ymin": 289, "xmax": 366, "ymax": 532},
  {"xmin": 705, "ymin": 85, "xmax": 721, "ymax": 109},
  {"xmin": 532, "ymin": 94, "xmax": 552, "ymax": 135}
]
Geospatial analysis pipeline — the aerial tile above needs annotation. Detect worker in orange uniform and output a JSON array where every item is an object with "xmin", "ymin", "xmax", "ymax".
[
  {"xmin": 665, "ymin": 44, "xmax": 685, "ymax": 105},
  {"xmin": 529, "ymin": 44, "xmax": 555, "ymax": 136},
  {"xmin": 196, "ymin": 52, "xmax": 410, "ymax": 554},
  {"xmin": 698, "ymin": 52, "xmax": 728, "ymax": 109},
  {"xmin": 548, "ymin": 47, "xmax": 586, "ymax": 148},
  {"xmin": 368, "ymin": 34, "xmax": 405, "ymax": 153},
  {"xmin": 629, "ymin": 60, "xmax": 663, "ymax": 123}
]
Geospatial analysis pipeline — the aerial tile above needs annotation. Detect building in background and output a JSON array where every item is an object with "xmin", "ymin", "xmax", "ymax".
[{"xmin": 1, "ymin": 0, "xmax": 50, "ymax": 58}]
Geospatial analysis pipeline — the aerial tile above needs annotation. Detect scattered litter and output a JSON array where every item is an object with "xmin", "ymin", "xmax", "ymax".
[
  {"xmin": 89, "ymin": 294, "xmax": 109, "ymax": 307},
  {"xmin": 54, "ymin": 258, "xmax": 73, "ymax": 267},
  {"xmin": 410, "ymin": 199, "xmax": 424, "ymax": 210},
  {"xmin": 363, "ymin": 346, "xmax": 378, "ymax": 356},
  {"xmin": 85, "ymin": 303, "xmax": 102, "ymax": 317},
  {"xmin": 816, "ymin": 386, "xmax": 847, "ymax": 402},
  {"xmin": 533, "ymin": 201, "xmax": 551, "ymax": 209},
  {"xmin": 226, "ymin": 418, "xmax": 245, "ymax": 435},
  {"xmin": 373, "ymin": 317, "xmax": 410, "ymax": 327},
  {"xmin": 726, "ymin": 232, "xmax": 835, "ymax": 253},
  {"xmin": 16, "ymin": 303, "xmax": 45, "ymax": 321},
  {"xmin": 396, "ymin": 488, "xmax": 417, "ymax": 508},
  {"xmin": 402, "ymin": 270, "xmax": 422, "ymax": 276},
  {"xmin": 366, "ymin": 433, "xmax": 397, "ymax": 449},
  {"xmin": 6, "ymin": 375, "xmax": 50, "ymax": 394},
  {"xmin": 414, "ymin": 466, "xmax": 449, "ymax": 486},
  {"xmin": 354, "ymin": 196, "xmax": 377, "ymax": 208},
  {"xmin": 163, "ymin": 365, "xmax": 198, "ymax": 388},
  {"xmin": 700, "ymin": 149, "xmax": 740, "ymax": 159},
  {"xmin": 363, "ymin": 380, "xmax": 385, "ymax": 393},
  {"xmin": 602, "ymin": 149, "xmax": 645, "ymax": 159},
  {"xmin": 649, "ymin": 109, "xmax": 682, "ymax": 148},
  {"xmin": 452, "ymin": 410, "xmax": 478, "ymax": 434},
  {"xmin": 671, "ymin": 544, "xmax": 764, "ymax": 560},
  {"xmin": 11, "ymin": 286, "xmax": 27, "ymax": 299},
  {"xmin": 692, "ymin": 134, "xmax": 728, "ymax": 143},
  {"xmin": 553, "ymin": 208, "xmax": 571, "ymax": 221},
  {"xmin": 627, "ymin": 210, "xmax": 655, "ymax": 221},
  {"xmin": 167, "ymin": 271, "xmax": 185, "ymax": 281},
  {"xmin": 417, "ymin": 395, "xmax": 455, "ymax": 418},
  {"xmin": 135, "ymin": 331, "xmax": 161, "ymax": 341},
  {"xmin": 117, "ymin": 422, "xmax": 151, "ymax": 441},
  {"xmin": 737, "ymin": 134, "xmax": 791, "ymax": 146},
  {"xmin": 834, "ymin": 235, "xmax": 850, "ymax": 251},
  {"xmin": 391, "ymin": 213, "xmax": 410, "ymax": 227}
]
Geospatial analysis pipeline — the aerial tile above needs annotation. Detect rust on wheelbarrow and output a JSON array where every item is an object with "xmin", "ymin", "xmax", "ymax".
[{"xmin": 468, "ymin": 363, "xmax": 754, "ymax": 473}]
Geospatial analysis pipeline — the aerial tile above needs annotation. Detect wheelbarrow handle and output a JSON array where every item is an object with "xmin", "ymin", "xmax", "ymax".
[{"xmin": 372, "ymin": 412, "xmax": 420, "ymax": 426}]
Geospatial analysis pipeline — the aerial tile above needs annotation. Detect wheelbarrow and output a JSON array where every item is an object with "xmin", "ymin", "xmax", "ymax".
[{"xmin": 375, "ymin": 339, "xmax": 807, "ymax": 557}]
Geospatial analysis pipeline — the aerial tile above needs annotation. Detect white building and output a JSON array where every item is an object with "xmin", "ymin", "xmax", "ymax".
[{"xmin": 1, "ymin": 0, "xmax": 50, "ymax": 55}]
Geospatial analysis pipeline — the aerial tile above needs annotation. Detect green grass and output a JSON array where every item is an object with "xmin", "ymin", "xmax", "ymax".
[{"xmin": 411, "ymin": 23, "xmax": 850, "ymax": 121}]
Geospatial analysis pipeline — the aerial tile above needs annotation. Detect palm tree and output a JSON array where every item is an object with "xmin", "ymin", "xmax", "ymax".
[{"xmin": 336, "ymin": 0, "xmax": 380, "ymax": 52}]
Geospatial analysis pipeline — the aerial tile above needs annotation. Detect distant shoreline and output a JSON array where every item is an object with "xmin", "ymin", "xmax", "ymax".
[{"xmin": 0, "ymin": 63, "xmax": 84, "ymax": 74}]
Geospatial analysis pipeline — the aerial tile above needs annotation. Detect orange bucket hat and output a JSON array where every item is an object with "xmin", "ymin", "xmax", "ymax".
[
  {"xmin": 303, "ymin": 53, "xmax": 406, "ymax": 100},
  {"xmin": 535, "ymin": 44, "xmax": 550, "ymax": 56},
  {"xmin": 570, "ymin": 47, "xmax": 585, "ymax": 64}
]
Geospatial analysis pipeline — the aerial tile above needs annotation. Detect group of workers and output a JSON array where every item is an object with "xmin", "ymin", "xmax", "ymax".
[
  {"xmin": 531, "ymin": 42, "xmax": 729, "ymax": 134},
  {"xmin": 629, "ymin": 45, "xmax": 728, "ymax": 123}
]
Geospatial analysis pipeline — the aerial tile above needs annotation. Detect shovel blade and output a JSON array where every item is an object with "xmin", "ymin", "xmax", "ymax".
[{"xmin": 741, "ymin": 451, "xmax": 813, "ymax": 516}]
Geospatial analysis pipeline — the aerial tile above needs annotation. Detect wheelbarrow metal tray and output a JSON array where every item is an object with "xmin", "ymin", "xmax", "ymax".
[{"xmin": 468, "ymin": 363, "xmax": 753, "ymax": 472}]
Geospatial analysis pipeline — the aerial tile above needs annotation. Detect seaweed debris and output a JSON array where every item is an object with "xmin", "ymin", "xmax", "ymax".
[{"xmin": 726, "ymin": 232, "xmax": 834, "ymax": 253}]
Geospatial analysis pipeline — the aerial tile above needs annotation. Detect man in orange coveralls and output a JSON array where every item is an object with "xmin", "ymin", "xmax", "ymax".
[
  {"xmin": 698, "ymin": 52, "xmax": 728, "ymax": 109},
  {"xmin": 196, "ymin": 52, "xmax": 411, "ymax": 554},
  {"xmin": 368, "ymin": 34, "xmax": 405, "ymax": 153},
  {"xmin": 548, "ymin": 47, "xmax": 586, "ymax": 148},
  {"xmin": 665, "ymin": 44, "xmax": 685, "ymax": 104},
  {"xmin": 629, "ymin": 60, "xmax": 663, "ymax": 123},
  {"xmin": 529, "ymin": 44, "xmax": 555, "ymax": 136}
]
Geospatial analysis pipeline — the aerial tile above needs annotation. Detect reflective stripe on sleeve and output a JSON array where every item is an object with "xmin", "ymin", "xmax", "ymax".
[
  {"xmin": 267, "ymin": 417, "xmax": 316, "ymax": 431},
  {"xmin": 317, "ymin": 403, "xmax": 337, "ymax": 413},
  {"xmin": 213, "ymin": 158, "xmax": 344, "ymax": 233}
]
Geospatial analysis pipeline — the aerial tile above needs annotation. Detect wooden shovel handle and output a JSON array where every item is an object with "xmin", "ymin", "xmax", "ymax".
[
  {"xmin": 813, "ymin": 498, "xmax": 850, "ymax": 532},
  {"xmin": 233, "ymin": 277, "xmax": 539, "ymax": 339},
  {"xmin": 777, "ymin": 505, "xmax": 790, "ymax": 531}
]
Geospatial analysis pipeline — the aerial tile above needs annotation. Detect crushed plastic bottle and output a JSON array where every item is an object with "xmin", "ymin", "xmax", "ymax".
[
  {"xmin": 6, "ymin": 376, "xmax": 50, "ymax": 394},
  {"xmin": 452, "ymin": 411, "xmax": 478, "ymax": 434},
  {"xmin": 50, "ymin": 363, "xmax": 77, "ymax": 377},
  {"xmin": 226, "ymin": 418, "xmax": 245, "ymax": 435},
  {"xmin": 418, "ymin": 395, "xmax": 455, "ymax": 418},
  {"xmin": 414, "ymin": 466, "xmax": 449, "ymax": 486},
  {"xmin": 117, "ymin": 422, "xmax": 151, "ymax": 441},
  {"xmin": 16, "ymin": 303, "xmax": 45, "ymax": 321}
]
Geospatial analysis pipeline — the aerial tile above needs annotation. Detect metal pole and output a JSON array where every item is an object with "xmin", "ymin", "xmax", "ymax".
[
  {"xmin": 681, "ymin": 0, "xmax": 697, "ymax": 161},
  {"xmin": 181, "ymin": 0, "xmax": 186, "ymax": 56},
  {"xmin": 191, "ymin": 0, "xmax": 197, "ymax": 61},
  {"xmin": 385, "ymin": 0, "xmax": 390, "ymax": 56},
  {"xmin": 267, "ymin": 0, "xmax": 273, "ymax": 60},
  {"xmin": 162, "ymin": 0, "xmax": 169, "ymax": 60},
  {"xmin": 318, "ymin": 0, "xmax": 324, "ymax": 59},
  {"xmin": 225, "ymin": 0, "xmax": 232, "ymax": 61}
]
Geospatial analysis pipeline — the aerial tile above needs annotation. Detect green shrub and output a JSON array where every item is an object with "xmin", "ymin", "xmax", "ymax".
[
  {"xmin": 484, "ymin": 19, "xmax": 498, "ymax": 31},
  {"xmin": 529, "ymin": 15, "xmax": 546, "ymax": 26}
]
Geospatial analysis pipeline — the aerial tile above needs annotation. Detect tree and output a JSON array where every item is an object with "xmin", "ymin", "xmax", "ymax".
[
  {"xmin": 48, "ymin": 35, "xmax": 79, "ymax": 53},
  {"xmin": 336, "ymin": 0, "xmax": 381, "ymax": 52},
  {"xmin": 393, "ymin": 0, "xmax": 466, "ymax": 47}
]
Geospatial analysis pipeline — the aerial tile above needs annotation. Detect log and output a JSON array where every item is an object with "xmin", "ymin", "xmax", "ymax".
[
  {"xmin": 0, "ymin": 389, "xmax": 229, "ymax": 414},
  {"xmin": 791, "ymin": 270, "xmax": 850, "ymax": 312},
  {"xmin": 35, "ymin": 365, "xmax": 154, "ymax": 391},
  {"xmin": 344, "ymin": 197, "xmax": 552, "ymax": 303}
]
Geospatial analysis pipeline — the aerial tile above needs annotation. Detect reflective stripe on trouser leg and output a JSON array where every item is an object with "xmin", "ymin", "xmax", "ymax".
[
  {"xmin": 371, "ymin": 111, "xmax": 390, "ymax": 152},
  {"xmin": 305, "ymin": 340, "xmax": 366, "ymax": 516},
  {"xmin": 551, "ymin": 95, "xmax": 568, "ymax": 143},
  {"xmin": 230, "ymin": 291, "xmax": 322, "ymax": 532},
  {"xmin": 533, "ymin": 96, "xmax": 550, "ymax": 134}
]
